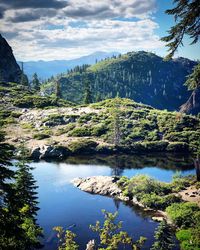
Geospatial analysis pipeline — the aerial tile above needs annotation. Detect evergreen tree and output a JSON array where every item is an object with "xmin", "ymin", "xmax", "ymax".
[
  {"xmin": 83, "ymin": 76, "xmax": 92, "ymax": 104},
  {"xmin": 32, "ymin": 73, "xmax": 40, "ymax": 91},
  {"xmin": 55, "ymin": 81, "xmax": 62, "ymax": 99},
  {"xmin": 0, "ymin": 132, "xmax": 26, "ymax": 249},
  {"xmin": 20, "ymin": 73, "xmax": 29, "ymax": 86},
  {"xmin": 0, "ymin": 68, "xmax": 4, "ymax": 83},
  {"xmin": 14, "ymin": 145, "xmax": 42, "ymax": 248},
  {"xmin": 161, "ymin": 0, "xmax": 200, "ymax": 59},
  {"xmin": 151, "ymin": 219, "xmax": 175, "ymax": 250},
  {"xmin": 111, "ymin": 99, "xmax": 122, "ymax": 146},
  {"xmin": 184, "ymin": 63, "xmax": 200, "ymax": 90}
]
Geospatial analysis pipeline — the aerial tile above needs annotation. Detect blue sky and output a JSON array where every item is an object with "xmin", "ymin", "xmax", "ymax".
[{"xmin": 0, "ymin": 0, "xmax": 199, "ymax": 61}]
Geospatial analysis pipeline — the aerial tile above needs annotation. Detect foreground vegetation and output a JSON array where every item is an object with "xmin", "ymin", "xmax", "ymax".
[
  {"xmin": 0, "ymin": 136, "xmax": 42, "ymax": 249},
  {"xmin": 117, "ymin": 175, "xmax": 200, "ymax": 250}
]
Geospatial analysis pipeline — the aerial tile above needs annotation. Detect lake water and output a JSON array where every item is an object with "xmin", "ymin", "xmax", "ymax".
[{"xmin": 30, "ymin": 153, "xmax": 195, "ymax": 250}]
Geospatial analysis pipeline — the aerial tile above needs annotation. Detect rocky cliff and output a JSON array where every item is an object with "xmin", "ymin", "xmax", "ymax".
[
  {"xmin": 0, "ymin": 34, "xmax": 22, "ymax": 83},
  {"xmin": 180, "ymin": 88, "xmax": 200, "ymax": 115}
]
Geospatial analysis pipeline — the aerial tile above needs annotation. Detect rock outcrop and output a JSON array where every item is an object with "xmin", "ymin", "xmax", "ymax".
[
  {"xmin": 31, "ymin": 145, "xmax": 70, "ymax": 160},
  {"xmin": 0, "ymin": 34, "xmax": 22, "ymax": 83},
  {"xmin": 180, "ymin": 88, "xmax": 200, "ymax": 115},
  {"xmin": 73, "ymin": 176, "xmax": 129, "ymax": 201},
  {"xmin": 72, "ymin": 176, "xmax": 168, "ymax": 221}
]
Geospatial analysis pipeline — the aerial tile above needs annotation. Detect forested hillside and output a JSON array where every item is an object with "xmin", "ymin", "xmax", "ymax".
[{"xmin": 42, "ymin": 51, "xmax": 197, "ymax": 110}]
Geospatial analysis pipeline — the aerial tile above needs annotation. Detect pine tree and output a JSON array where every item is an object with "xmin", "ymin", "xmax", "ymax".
[
  {"xmin": 161, "ymin": 0, "xmax": 200, "ymax": 60},
  {"xmin": 83, "ymin": 76, "xmax": 92, "ymax": 104},
  {"xmin": 14, "ymin": 145, "xmax": 42, "ymax": 248},
  {"xmin": 20, "ymin": 73, "xmax": 29, "ymax": 86},
  {"xmin": 0, "ymin": 132, "xmax": 25, "ymax": 249},
  {"xmin": 55, "ymin": 81, "xmax": 62, "ymax": 99},
  {"xmin": 184, "ymin": 63, "xmax": 200, "ymax": 90},
  {"xmin": 20, "ymin": 62, "xmax": 29, "ymax": 86},
  {"xmin": 32, "ymin": 73, "xmax": 40, "ymax": 91},
  {"xmin": 151, "ymin": 219, "xmax": 175, "ymax": 250}
]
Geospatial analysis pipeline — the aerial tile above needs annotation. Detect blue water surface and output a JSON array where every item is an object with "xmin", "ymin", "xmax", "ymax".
[{"xmin": 30, "ymin": 154, "xmax": 195, "ymax": 249}]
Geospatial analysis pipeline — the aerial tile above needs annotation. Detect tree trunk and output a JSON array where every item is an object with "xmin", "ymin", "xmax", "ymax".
[{"xmin": 194, "ymin": 155, "xmax": 200, "ymax": 181}]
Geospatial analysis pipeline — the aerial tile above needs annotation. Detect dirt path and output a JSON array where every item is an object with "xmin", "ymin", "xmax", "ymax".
[{"xmin": 179, "ymin": 186, "xmax": 200, "ymax": 207}]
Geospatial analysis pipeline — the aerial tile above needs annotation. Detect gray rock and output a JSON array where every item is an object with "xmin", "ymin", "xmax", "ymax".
[
  {"xmin": 86, "ymin": 240, "xmax": 96, "ymax": 250},
  {"xmin": 0, "ymin": 34, "xmax": 23, "ymax": 83},
  {"xmin": 72, "ymin": 176, "xmax": 128, "ymax": 201},
  {"xmin": 40, "ymin": 145, "xmax": 70, "ymax": 160},
  {"xmin": 31, "ymin": 147, "xmax": 41, "ymax": 160}
]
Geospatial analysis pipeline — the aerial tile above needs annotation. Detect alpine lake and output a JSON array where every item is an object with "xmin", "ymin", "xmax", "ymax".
[{"xmin": 30, "ymin": 153, "xmax": 195, "ymax": 250}]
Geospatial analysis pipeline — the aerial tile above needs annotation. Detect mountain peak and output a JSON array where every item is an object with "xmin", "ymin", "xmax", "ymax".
[{"xmin": 0, "ymin": 34, "xmax": 22, "ymax": 83}]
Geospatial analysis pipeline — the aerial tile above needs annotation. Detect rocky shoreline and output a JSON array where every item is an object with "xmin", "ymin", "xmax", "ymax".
[{"xmin": 72, "ymin": 176, "xmax": 167, "ymax": 222}]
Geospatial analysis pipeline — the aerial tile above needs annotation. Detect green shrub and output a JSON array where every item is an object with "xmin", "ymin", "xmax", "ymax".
[
  {"xmin": 171, "ymin": 175, "xmax": 195, "ymax": 192},
  {"xmin": 69, "ymin": 127, "xmax": 91, "ymax": 137},
  {"xmin": 167, "ymin": 142, "xmax": 189, "ymax": 152},
  {"xmin": 166, "ymin": 202, "xmax": 199, "ymax": 228},
  {"xmin": 11, "ymin": 111, "xmax": 22, "ymax": 118},
  {"xmin": 13, "ymin": 95, "xmax": 72, "ymax": 108},
  {"xmin": 21, "ymin": 123, "xmax": 34, "ymax": 130},
  {"xmin": 140, "ymin": 141, "xmax": 169, "ymax": 152},
  {"xmin": 68, "ymin": 139, "xmax": 98, "ymax": 154},
  {"xmin": 91, "ymin": 124, "xmax": 108, "ymax": 136},
  {"xmin": 176, "ymin": 227, "xmax": 200, "ymax": 250},
  {"xmin": 33, "ymin": 133, "xmax": 50, "ymax": 140}
]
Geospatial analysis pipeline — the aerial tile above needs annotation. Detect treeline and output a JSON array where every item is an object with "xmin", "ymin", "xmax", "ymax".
[{"xmin": 41, "ymin": 51, "xmax": 196, "ymax": 109}]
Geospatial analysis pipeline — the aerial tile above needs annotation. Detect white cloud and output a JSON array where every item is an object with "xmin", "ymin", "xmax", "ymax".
[{"xmin": 0, "ymin": 0, "xmax": 165, "ymax": 61}]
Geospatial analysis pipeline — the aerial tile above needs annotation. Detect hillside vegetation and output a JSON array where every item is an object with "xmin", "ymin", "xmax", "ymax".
[
  {"xmin": 1, "ymin": 83, "xmax": 199, "ymax": 156},
  {"xmin": 42, "ymin": 51, "xmax": 197, "ymax": 110}
]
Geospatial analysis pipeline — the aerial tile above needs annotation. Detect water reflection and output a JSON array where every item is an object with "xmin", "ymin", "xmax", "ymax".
[{"xmin": 30, "ymin": 153, "xmax": 194, "ymax": 249}]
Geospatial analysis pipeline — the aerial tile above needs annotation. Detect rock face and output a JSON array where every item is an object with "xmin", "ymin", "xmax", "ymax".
[
  {"xmin": 31, "ymin": 145, "xmax": 70, "ymax": 160},
  {"xmin": 0, "ymin": 34, "xmax": 22, "ymax": 83},
  {"xmin": 72, "ymin": 176, "xmax": 129, "ymax": 201},
  {"xmin": 180, "ymin": 88, "xmax": 200, "ymax": 115}
]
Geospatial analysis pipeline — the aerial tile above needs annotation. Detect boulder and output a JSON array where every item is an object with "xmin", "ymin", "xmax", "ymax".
[
  {"xmin": 40, "ymin": 145, "xmax": 70, "ymax": 160},
  {"xmin": 72, "ymin": 176, "xmax": 128, "ymax": 201},
  {"xmin": 31, "ymin": 145, "xmax": 71, "ymax": 160},
  {"xmin": 31, "ymin": 147, "xmax": 41, "ymax": 160}
]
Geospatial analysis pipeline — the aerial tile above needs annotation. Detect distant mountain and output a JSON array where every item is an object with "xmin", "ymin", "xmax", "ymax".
[
  {"xmin": 20, "ymin": 51, "xmax": 119, "ymax": 80},
  {"xmin": 0, "ymin": 34, "xmax": 22, "ymax": 83},
  {"xmin": 43, "ymin": 51, "xmax": 197, "ymax": 111}
]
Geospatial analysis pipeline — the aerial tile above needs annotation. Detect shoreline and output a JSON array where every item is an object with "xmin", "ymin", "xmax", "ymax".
[{"xmin": 72, "ymin": 176, "xmax": 169, "ymax": 222}]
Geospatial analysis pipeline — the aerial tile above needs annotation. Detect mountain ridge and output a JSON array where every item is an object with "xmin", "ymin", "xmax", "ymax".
[
  {"xmin": 19, "ymin": 51, "xmax": 119, "ymax": 80},
  {"xmin": 42, "ymin": 50, "xmax": 197, "ymax": 111}
]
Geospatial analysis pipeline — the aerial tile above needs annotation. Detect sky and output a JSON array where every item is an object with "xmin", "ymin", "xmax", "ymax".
[{"xmin": 0, "ymin": 0, "xmax": 199, "ymax": 61}]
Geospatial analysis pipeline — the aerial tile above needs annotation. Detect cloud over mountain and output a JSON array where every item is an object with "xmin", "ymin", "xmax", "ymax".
[{"xmin": 0, "ymin": 0, "xmax": 164, "ymax": 61}]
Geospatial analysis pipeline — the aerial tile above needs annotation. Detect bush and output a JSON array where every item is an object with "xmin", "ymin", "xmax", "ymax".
[
  {"xmin": 91, "ymin": 124, "xmax": 108, "ymax": 136},
  {"xmin": 13, "ymin": 95, "xmax": 72, "ymax": 108},
  {"xmin": 142, "ymin": 193, "xmax": 181, "ymax": 210},
  {"xmin": 140, "ymin": 141, "xmax": 169, "ymax": 152},
  {"xmin": 69, "ymin": 127, "xmax": 91, "ymax": 137},
  {"xmin": 176, "ymin": 227, "xmax": 200, "ymax": 250},
  {"xmin": 167, "ymin": 142, "xmax": 189, "ymax": 152},
  {"xmin": 68, "ymin": 139, "xmax": 98, "ymax": 154},
  {"xmin": 33, "ymin": 133, "xmax": 50, "ymax": 140},
  {"xmin": 166, "ymin": 202, "xmax": 199, "ymax": 228}
]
